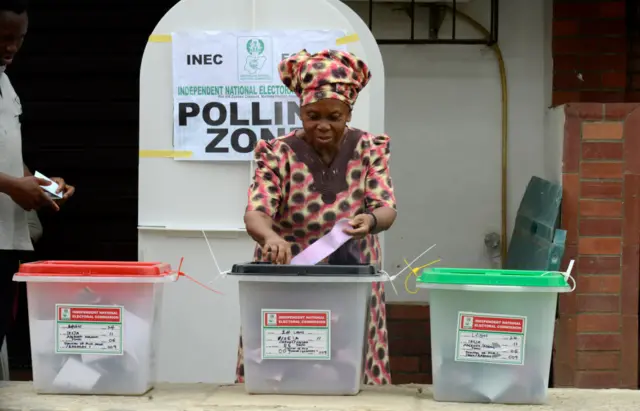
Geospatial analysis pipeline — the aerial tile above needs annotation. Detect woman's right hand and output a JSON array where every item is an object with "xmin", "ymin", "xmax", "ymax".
[{"xmin": 262, "ymin": 234, "xmax": 293, "ymax": 265}]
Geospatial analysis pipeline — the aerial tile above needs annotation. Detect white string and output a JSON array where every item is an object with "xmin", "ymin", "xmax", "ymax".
[
  {"xmin": 566, "ymin": 275, "xmax": 576, "ymax": 292},
  {"xmin": 380, "ymin": 269, "xmax": 399, "ymax": 296},
  {"xmin": 375, "ymin": 244, "xmax": 437, "ymax": 296},
  {"xmin": 388, "ymin": 244, "xmax": 437, "ymax": 281},
  {"xmin": 566, "ymin": 259, "xmax": 575, "ymax": 278},
  {"xmin": 202, "ymin": 230, "xmax": 225, "ymax": 279},
  {"xmin": 540, "ymin": 259, "xmax": 576, "ymax": 292}
]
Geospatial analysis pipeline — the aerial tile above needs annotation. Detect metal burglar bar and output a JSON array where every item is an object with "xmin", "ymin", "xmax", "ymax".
[{"xmin": 353, "ymin": 0, "xmax": 499, "ymax": 45}]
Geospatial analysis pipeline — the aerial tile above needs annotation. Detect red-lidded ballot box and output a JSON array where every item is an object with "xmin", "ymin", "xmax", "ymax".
[{"xmin": 13, "ymin": 260, "xmax": 177, "ymax": 395}]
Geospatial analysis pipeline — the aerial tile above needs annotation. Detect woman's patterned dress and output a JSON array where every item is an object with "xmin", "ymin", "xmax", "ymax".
[{"xmin": 235, "ymin": 127, "xmax": 397, "ymax": 385}]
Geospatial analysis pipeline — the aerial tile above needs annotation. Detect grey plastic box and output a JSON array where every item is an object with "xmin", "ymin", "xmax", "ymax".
[{"xmin": 230, "ymin": 263, "xmax": 384, "ymax": 395}]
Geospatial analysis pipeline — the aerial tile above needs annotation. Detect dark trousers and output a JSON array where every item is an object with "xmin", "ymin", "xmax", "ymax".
[{"xmin": 0, "ymin": 251, "xmax": 21, "ymax": 352}]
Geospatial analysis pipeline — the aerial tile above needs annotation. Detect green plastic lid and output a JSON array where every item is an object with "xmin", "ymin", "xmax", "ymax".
[{"xmin": 417, "ymin": 267, "xmax": 569, "ymax": 288}]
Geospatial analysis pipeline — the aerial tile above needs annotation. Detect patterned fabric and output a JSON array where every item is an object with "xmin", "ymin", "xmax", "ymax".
[
  {"xmin": 278, "ymin": 49, "xmax": 372, "ymax": 107},
  {"xmin": 235, "ymin": 128, "xmax": 396, "ymax": 385}
]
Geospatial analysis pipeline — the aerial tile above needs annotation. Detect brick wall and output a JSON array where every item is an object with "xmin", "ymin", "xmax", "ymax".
[
  {"xmin": 557, "ymin": 103, "xmax": 640, "ymax": 388},
  {"xmin": 552, "ymin": 0, "xmax": 629, "ymax": 105},
  {"xmin": 387, "ymin": 304, "xmax": 432, "ymax": 384}
]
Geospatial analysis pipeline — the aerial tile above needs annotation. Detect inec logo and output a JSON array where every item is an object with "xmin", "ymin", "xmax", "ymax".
[
  {"xmin": 61, "ymin": 308, "xmax": 71, "ymax": 320},
  {"xmin": 245, "ymin": 39, "xmax": 266, "ymax": 74},
  {"xmin": 238, "ymin": 36, "xmax": 271, "ymax": 82},
  {"xmin": 247, "ymin": 39, "xmax": 264, "ymax": 57}
]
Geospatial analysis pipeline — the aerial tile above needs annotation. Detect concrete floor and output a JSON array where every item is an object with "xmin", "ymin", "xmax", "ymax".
[{"xmin": 1, "ymin": 382, "xmax": 640, "ymax": 411}]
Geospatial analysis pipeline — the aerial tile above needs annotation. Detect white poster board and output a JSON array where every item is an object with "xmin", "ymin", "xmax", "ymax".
[{"xmin": 172, "ymin": 30, "xmax": 346, "ymax": 161}]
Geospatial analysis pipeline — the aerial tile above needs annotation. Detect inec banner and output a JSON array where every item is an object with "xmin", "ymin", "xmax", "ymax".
[{"xmin": 171, "ymin": 30, "xmax": 347, "ymax": 161}]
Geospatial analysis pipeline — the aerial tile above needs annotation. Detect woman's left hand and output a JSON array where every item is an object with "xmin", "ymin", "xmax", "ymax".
[{"xmin": 343, "ymin": 213, "xmax": 375, "ymax": 239}]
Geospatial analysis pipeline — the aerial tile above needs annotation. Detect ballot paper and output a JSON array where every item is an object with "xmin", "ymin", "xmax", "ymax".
[
  {"xmin": 53, "ymin": 357, "xmax": 102, "ymax": 391},
  {"xmin": 76, "ymin": 286, "xmax": 103, "ymax": 305},
  {"xmin": 245, "ymin": 348, "xmax": 264, "ymax": 364},
  {"xmin": 34, "ymin": 171, "xmax": 63, "ymax": 199},
  {"xmin": 122, "ymin": 308, "xmax": 150, "ymax": 363},
  {"xmin": 334, "ymin": 348, "xmax": 356, "ymax": 363},
  {"xmin": 30, "ymin": 319, "xmax": 55, "ymax": 355},
  {"xmin": 42, "ymin": 306, "xmax": 154, "ymax": 394},
  {"xmin": 310, "ymin": 363, "xmax": 340, "ymax": 380},
  {"xmin": 435, "ymin": 348, "xmax": 548, "ymax": 404},
  {"xmin": 290, "ymin": 219, "xmax": 352, "ymax": 265},
  {"xmin": 81, "ymin": 308, "xmax": 150, "ymax": 369}
]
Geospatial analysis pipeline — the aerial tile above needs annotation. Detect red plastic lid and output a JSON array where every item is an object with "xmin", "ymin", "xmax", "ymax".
[{"xmin": 15, "ymin": 260, "xmax": 173, "ymax": 278}]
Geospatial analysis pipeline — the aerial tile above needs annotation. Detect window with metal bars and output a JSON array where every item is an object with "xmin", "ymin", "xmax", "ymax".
[{"xmin": 341, "ymin": 0, "xmax": 499, "ymax": 45}]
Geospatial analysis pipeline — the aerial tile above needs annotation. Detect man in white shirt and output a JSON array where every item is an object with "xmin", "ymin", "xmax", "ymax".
[{"xmin": 0, "ymin": 0, "xmax": 75, "ymax": 353}]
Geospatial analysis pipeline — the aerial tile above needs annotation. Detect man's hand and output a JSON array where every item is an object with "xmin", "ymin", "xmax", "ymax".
[
  {"xmin": 343, "ymin": 213, "xmax": 375, "ymax": 239},
  {"xmin": 6, "ymin": 176, "xmax": 59, "ymax": 211},
  {"xmin": 50, "ymin": 177, "xmax": 75, "ymax": 206}
]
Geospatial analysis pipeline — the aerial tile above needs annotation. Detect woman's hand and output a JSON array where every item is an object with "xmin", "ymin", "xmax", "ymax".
[
  {"xmin": 262, "ymin": 234, "xmax": 293, "ymax": 264},
  {"xmin": 343, "ymin": 213, "xmax": 375, "ymax": 239}
]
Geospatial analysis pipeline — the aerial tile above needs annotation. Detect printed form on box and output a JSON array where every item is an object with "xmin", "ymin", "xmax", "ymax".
[{"xmin": 52, "ymin": 305, "xmax": 152, "ymax": 389}]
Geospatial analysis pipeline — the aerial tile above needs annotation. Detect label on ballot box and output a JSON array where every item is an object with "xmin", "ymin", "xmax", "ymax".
[
  {"xmin": 261, "ymin": 309, "xmax": 331, "ymax": 360},
  {"xmin": 55, "ymin": 304, "xmax": 124, "ymax": 355},
  {"xmin": 455, "ymin": 312, "xmax": 527, "ymax": 365}
]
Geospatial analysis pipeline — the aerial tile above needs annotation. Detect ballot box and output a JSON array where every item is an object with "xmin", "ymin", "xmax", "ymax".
[
  {"xmin": 229, "ymin": 262, "xmax": 385, "ymax": 395},
  {"xmin": 14, "ymin": 261, "xmax": 177, "ymax": 395}
]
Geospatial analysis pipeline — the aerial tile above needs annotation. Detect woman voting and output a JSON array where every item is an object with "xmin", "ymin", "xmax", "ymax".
[{"xmin": 236, "ymin": 49, "xmax": 398, "ymax": 385}]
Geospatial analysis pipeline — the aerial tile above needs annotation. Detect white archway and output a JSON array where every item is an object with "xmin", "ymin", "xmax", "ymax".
[{"xmin": 138, "ymin": 0, "xmax": 385, "ymax": 383}]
